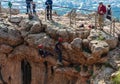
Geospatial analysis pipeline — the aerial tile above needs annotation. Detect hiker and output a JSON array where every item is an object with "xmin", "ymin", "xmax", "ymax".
[
  {"xmin": 26, "ymin": 0, "xmax": 33, "ymax": 14},
  {"xmin": 45, "ymin": 0, "xmax": 53, "ymax": 20},
  {"xmin": 106, "ymin": 4, "xmax": 112, "ymax": 21},
  {"xmin": 38, "ymin": 44, "xmax": 54, "ymax": 73},
  {"xmin": 55, "ymin": 37, "xmax": 63, "ymax": 65},
  {"xmin": 97, "ymin": 2, "xmax": 106, "ymax": 29}
]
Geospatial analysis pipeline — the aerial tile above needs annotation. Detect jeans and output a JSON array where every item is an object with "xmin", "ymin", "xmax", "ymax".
[
  {"xmin": 26, "ymin": 3, "xmax": 31, "ymax": 13},
  {"xmin": 57, "ymin": 51, "xmax": 62, "ymax": 63},
  {"xmin": 98, "ymin": 14, "xmax": 104, "ymax": 28}
]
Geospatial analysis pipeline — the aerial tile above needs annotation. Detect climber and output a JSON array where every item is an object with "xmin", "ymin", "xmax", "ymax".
[
  {"xmin": 97, "ymin": 2, "xmax": 106, "ymax": 29},
  {"xmin": 106, "ymin": 4, "xmax": 112, "ymax": 21},
  {"xmin": 26, "ymin": 0, "xmax": 33, "ymax": 14},
  {"xmin": 55, "ymin": 37, "xmax": 63, "ymax": 66},
  {"xmin": 45, "ymin": 0, "xmax": 53, "ymax": 20},
  {"xmin": 38, "ymin": 44, "xmax": 54, "ymax": 73}
]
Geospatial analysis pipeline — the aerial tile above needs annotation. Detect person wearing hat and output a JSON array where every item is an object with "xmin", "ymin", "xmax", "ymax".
[
  {"xmin": 38, "ymin": 44, "xmax": 53, "ymax": 73},
  {"xmin": 55, "ymin": 37, "xmax": 63, "ymax": 65},
  {"xmin": 106, "ymin": 4, "xmax": 112, "ymax": 21},
  {"xmin": 97, "ymin": 2, "xmax": 106, "ymax": 29}
]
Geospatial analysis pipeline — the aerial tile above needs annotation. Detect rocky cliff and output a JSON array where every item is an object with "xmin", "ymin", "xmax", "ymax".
[{"xmin": 0, "ymin": 13, "xmax": 120, "ymax": 84}]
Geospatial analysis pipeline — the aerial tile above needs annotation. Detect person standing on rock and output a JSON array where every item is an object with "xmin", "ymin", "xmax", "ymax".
[
  {"xmin": 26, "ymin": 0, "xmax": 33, "ymax": 14},
  {"xmin": 97, "ymin": 2, "xmax": 106, "ymax": 29},
  {"xmin": 55, "ymin": 37, "xmax": 63, "ymax": 66},
  {"xmin": 38, "ymin": 44, "xmax": 54, "ymax": 73},
  {"xmin": 106, "ymin": 5, "xmax": 112, "ymax": 21},
  {"xmin": 45, "ymin": 0, "xmax": 53, "ymax": 20}
]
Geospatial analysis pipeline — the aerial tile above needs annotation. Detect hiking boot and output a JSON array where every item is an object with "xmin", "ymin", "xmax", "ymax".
[{"xmin": 57, "ymin": 61, "xmax": 63, "ymax": 66}]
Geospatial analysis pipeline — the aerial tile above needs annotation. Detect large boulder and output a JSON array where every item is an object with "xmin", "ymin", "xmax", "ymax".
[
  {"xmin": 76, "ymin": 29, "xmax": 90, "ymax": 39},
  {"xmin": 0, "ymin": 27, "xmax": 23, "ymax": 46},
  {"xmin": 45, "ymin": 26, "xmax": 59, "ymax": 39},
  {"xmin": 105, "ymin": 37, "xmax": 118, "ymax": 49},
  {"xmin": 30, "ymin": 21, "xmax": 42, "ymax": 34},
  {"xmin": 66, "ymin": 29, "xmax": 77, "ymax": 42},
  {"xmin": 0, "ymin": 44, "xmax": 13, "ymax": 54},
  {"xmin": 87, "ymin": 29, "xmax": 99, "ymax": 41},
  {"xmin": 25, "ymin": 33, "xmax": 54, "ymax": 48},
  {"xmin": 19, "ymin": 19, "xmax": 33, "ymax": 31},
  {"xmin": 56, "ymin": 29, "xmax": 69, "ymax": 41},
  {"xmin": 89, "ymin": 40, "xmax": 109, "ymax": 56},
  {"xmin": 8, "ymin": 16, "xmax": 23, "ymax": 23},
  {"xmin": 71, "ymin": 38, "xmax": 82, "ymax": 51}
]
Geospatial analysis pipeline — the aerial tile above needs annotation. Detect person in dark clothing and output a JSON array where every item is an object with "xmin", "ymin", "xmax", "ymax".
[
  {"xmin": 45, "ymin": 0, "xmax": 53, "ymax": 20},
  {"xmin": 106, "ymin": 5, "xmax": 112, "ymax": 21},
  {"xmin": 38, "ymin": 44, "xmax": 53, "ymax": 73},
  {"xmin": 26, "ymin": 0, "xmax": 33, "ymax": 14},
  {"xmin": 55, "ymin": 37, "xmax": 63, "ymax": 65}
]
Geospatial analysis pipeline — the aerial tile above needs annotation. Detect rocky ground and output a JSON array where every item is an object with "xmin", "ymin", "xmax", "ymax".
[{"xmin": 0, "ymin": 11, "xmax": 120, "ymax": 84}]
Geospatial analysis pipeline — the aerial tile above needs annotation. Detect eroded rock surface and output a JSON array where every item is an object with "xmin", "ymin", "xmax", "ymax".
[{"xmin": 0, "ymin": 14, "xmax": 119, "ymax": 84}]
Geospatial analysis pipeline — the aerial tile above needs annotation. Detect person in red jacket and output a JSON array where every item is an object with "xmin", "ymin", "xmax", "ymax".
[{"xmin": 97, "ymin": 2, "xmax": 106, "ymax": 29}]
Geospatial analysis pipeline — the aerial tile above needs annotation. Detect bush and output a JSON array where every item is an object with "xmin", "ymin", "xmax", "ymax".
[{"xmin": 112, "ymin": 71, "xmax": 120, "ymax": 84}]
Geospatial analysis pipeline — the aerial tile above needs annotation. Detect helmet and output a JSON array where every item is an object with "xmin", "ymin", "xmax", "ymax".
[
  {"xmin": 58, "ymin": 37, "xmax": 63, "ymax": 42},
  {"xmin": 88, "ymin": 25, "xmax": 92, "ymax": 28},
  {"xmin": 38, "ymin": 44, "xmax": 43, "ymax": 48}
]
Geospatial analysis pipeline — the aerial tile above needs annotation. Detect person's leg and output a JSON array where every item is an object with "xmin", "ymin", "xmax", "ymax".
[
  {"xmin": 58, "ymin": 52, "xmax": 62, "ymax": 63},
  {"xmin": 26, "ymin": 3, "xmax": 29, "ymax": 14},
  {"xmin": 33, "ymin": 8, "xmax": 36, "ymax": 15},
  {"xmin": 46, "ymin": 6, "xmax": 49, "ymax": 20},
  {"xmin": 98, "ymin": 15, "xmax": 103, "ymax": 29},
  {"xmin": 101, "ymin": 15, "xmax": 104, "ymax": 28},
  {"xmin": 50, "ymin": 6, "xmax": 52, "ymax": 20},
  {"xmin": 27, "ymin": 3, "xmax": 31, "ymax": 14}
]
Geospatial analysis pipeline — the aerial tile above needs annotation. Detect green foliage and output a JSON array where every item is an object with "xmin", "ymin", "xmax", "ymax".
[
  {"xmin": 97, "ymin": 35, "xmax": 105, "ymax": 41},
  {"xmin": 112, "ymin": 71, "xmax": 120, "ymax": 84},
  {"xmin": 103, "ymin": 62, "xmax": 113, "ymax": 68},
  {"xmin": 74, "ymin": 66, "xmax": 81, "ymax": 72},
  {"xmin": 8, "ymin": 2, "xmax": 12, "ymax": 8}
]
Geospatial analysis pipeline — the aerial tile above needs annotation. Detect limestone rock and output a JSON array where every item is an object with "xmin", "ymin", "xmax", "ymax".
[
  {"xmin": 0, "ymin": 13, "xmax": 8, "ymax": 18},
  {"xmin": 105, "ymin": 37, "xmax": 118, "ymax": 49},
  {"xmin": 0, "ymin": 44, "xmax": 13, "ymax": 54},
  {"xmin": 76, "ymin": 29, "xmax": 90, "ymax": 39},
  {"xmin": 45, "ymin": 27, "xmax": 59, "ymax": 39},
  {"xmin": 87, "ymin": 29, "xmax": 99, "ymax": 41},
  {"xmin": 25, "ymin": 33, "xmax": 54, "ymax": 48},
  {"xmin": 8, "ymin": 16, "xmax": 23, "ymax": 23},
  {"xmin": 90, "ymin": 40, "xmax": 109, "ymax": 56},
  {"xmin": 0, "ymin": 27, "xmax": 23, "ymax": 46},
  {"xmin": 67, "ymin": 29, "xmax": 77, "ymax": 41},
  {"xmin": 30, "ymin": 21, "xmax": 42, "ymax": 34},
  {"xmin": 71, "ymin": 38, "xmax": 82, "ymax": 51},
  {"xmin": 19, "ymin": 19, "xmax": 33, "ymax": 31},
  {"xmin": 82, "ymin": 39, "xmax": 89, "ymax": 48},
  {"xmin": 0, "ymin": 53, "xmax": 7, "ymax": 66},
  {"xmin": 56, "ymin": 29, "xmax": 69, "ymax": 41}
]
